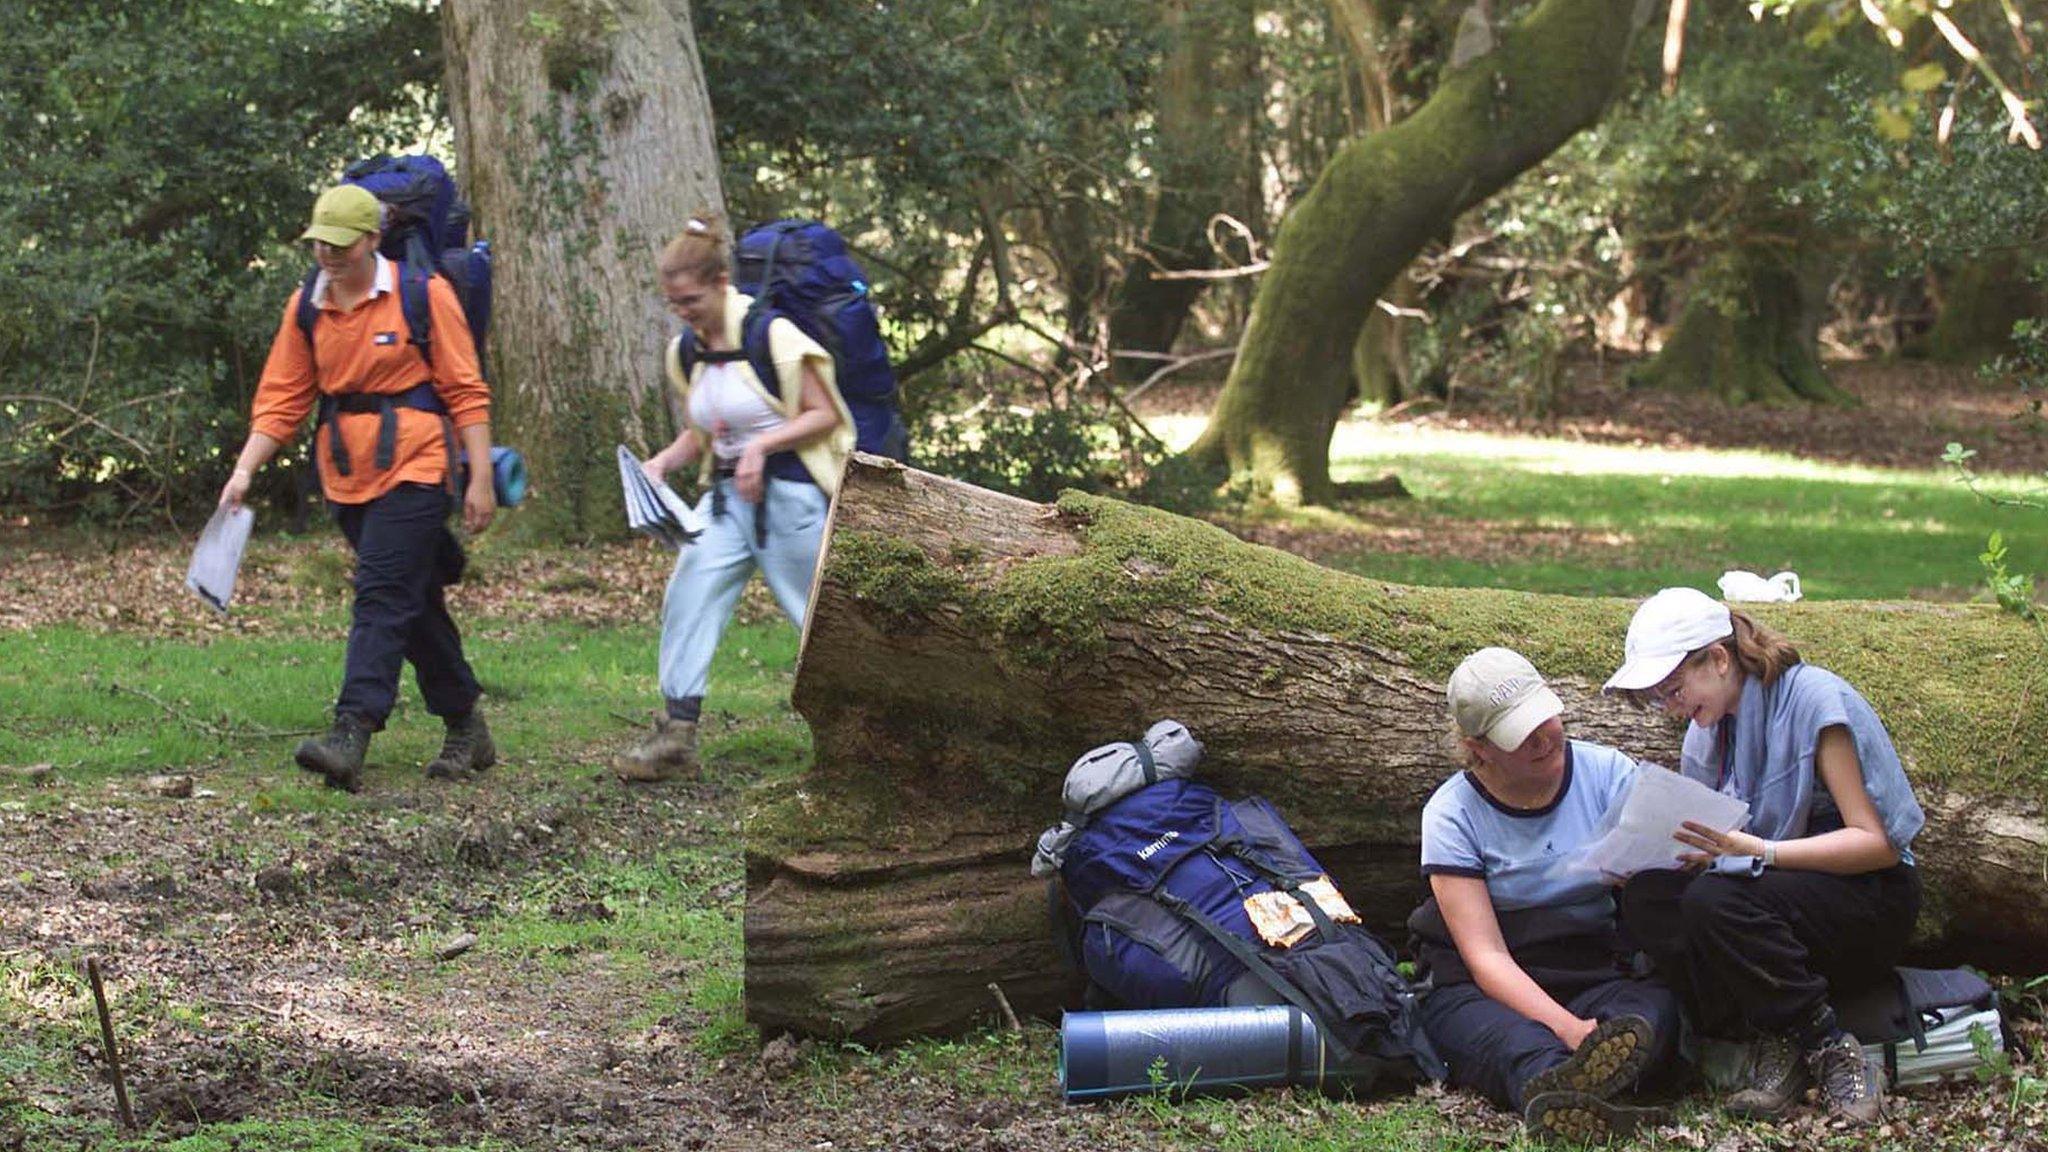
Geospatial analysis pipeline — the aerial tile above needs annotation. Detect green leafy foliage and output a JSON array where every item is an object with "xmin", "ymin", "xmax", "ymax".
[{"xmin": 0, "ymin": 0, "xmax": 440, "ymax": 523}]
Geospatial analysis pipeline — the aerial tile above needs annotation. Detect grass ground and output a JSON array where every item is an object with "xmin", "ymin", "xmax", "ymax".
[{"xmin": 4, "ymin": 369, "xmax": 2045, "ymax": 1150}]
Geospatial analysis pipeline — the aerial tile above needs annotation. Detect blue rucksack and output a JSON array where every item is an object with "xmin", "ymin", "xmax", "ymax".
[
  {"xmin": 291, "ymin": 155, "xmax": 521, "ymax": 504},
  {"xmin": 295, "ymin": 154, "xmax": 495, "ymax": 376},
  {"xmin": 1055, "ymin": 776, "xmax": 1443, "ymax": 1085},
  {"xmin": 674, "ymin": 219, "xmax": 909, "ymax": 463}
]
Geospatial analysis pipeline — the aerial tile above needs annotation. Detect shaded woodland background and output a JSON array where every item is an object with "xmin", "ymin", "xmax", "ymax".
[{"xmin": 1, "ymin": 0, "xmax": 2042, "ymax": 525}]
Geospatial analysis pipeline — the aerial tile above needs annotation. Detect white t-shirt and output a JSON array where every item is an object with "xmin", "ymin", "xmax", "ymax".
[{"xmin": 687, "ymin": 360, "xmax": 787, "ymax": 464}]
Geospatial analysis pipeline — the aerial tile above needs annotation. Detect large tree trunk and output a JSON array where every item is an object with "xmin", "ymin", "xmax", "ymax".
[
  {"xmin": 1106, "ymin": 0, "xmax": 1254, "ymax": 383},
  {"xmin": 745, "ymin": 455, "xmax": 2048, "ymax": 1043},
  {"xmin": 1630, "ymin": 246, "xmax": 1854, "ymax": 405},
  {"xmin": 441, "ymin": 0, "xmax": 725, "ymax": 538},
  {"xmin": 1331, "ymin": 0, "xmax": 1432, "ymax": 410},
  {"xmin": 1914, "ymin": 257, "xmax": 2043, "ymax": 365},
  {"xmin": 1185, "ymin": 0, "xmax": 1650, "ymax": 504}
]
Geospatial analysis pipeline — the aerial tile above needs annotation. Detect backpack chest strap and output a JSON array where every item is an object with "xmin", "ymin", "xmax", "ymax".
[{"xmin": 315, "ymin": 382, "xmax": 453, "ymax": 489}]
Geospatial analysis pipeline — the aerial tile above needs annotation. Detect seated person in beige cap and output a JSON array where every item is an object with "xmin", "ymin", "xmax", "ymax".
[
  {"xmin": 217, "ymin": 183, "xmax": 498, "ymax": 792},
  {"xmin": 1409, "ymin": 647, "xmax": 1679, "ymax": 1143},
  {"xmin": 1606, "ymin": 587, "xmax": 1924, "ymax": 1127}
]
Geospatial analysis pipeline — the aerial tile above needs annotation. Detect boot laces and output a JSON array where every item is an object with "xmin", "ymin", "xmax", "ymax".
[
  {"xmin": 1749, "ymin": 1034, "xmax": 1800, "ymax": 1091},
  {"xmin": 438, "ymin": 728, "xmax": 474, "ymax": 761},
  {"xmin": 1811, "ymin": 1036, "xmax": 1873, "ymax": 1103}
]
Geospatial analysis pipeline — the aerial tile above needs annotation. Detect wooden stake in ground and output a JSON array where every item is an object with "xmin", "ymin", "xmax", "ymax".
[{"xmin": 85, "ymin": 956, "xmax": 137, "ymax": 1130}]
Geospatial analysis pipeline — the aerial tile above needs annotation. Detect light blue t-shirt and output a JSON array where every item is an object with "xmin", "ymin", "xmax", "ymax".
[
  {"xmin": 1678, "ymin": 663, "xmax": 1924, "ymax": 867},
  {"xmin": 1420, "ymin": 740, "xmax": 1640, "ymax": 933}
]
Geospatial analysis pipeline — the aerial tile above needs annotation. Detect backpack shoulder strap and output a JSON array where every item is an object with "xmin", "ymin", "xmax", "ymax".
[
  {"xmin": 294, "ymin": 265, "xmax": 322, "ymax": 355},
  {"xmin": 668, "ymin": 330, "xmax": 700, "ymax": 387},
  {"xmin": 396, "ymin": 259, "xmax": 435, "ymax": 369},
  {"xmin": 741, "ymin": 305, "xmax": 790, "ymax": 409}
]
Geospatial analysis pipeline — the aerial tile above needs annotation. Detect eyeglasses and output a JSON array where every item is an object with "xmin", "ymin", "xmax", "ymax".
[{"xmin": 1644, "ymin": 655, "xmax": 1698, "ymax": 706}]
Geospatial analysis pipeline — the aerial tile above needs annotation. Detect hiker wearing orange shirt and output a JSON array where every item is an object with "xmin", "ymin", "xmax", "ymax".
[{"xmin": 219, "ymin": 184, "xmax": 497, "ymax": 792}]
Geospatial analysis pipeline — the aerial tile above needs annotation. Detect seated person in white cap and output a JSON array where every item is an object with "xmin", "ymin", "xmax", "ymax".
[
  {"xmin": 1409, "ymin": 647, "xmax": 1680, "ymax": 1143},
  {"xmin": 1605, "ymin": 588, "xmax": 1924, "ymax": 1127}
]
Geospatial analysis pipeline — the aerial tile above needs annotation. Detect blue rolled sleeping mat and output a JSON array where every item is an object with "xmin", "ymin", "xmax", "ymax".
[{"xmin": 1061, "ymin": 1005, "xmax": 1389, "ymax": 1102}]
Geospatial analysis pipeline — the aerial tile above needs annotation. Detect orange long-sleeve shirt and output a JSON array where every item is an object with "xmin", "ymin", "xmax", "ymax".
[{"xmin": 250, "ymin": 255, "xmax": 491, "ymax": 505}]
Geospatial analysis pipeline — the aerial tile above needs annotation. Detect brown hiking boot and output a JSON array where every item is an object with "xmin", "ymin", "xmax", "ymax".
[
  {"xmin": 294, "ymin": 713, "xmax": 371, "ymax": 793},
  {"xmin": 614, "ymin": 714, "xmax": 698, "ymax": 783},
  {"xmin": 425, "ymin": 712, "xmax": 497, "ymax": 780},
  {"xmin": 1724, "ymin": 1033, "xmax": 1808, "ymax": 1119},
  {"xmin": 1526, "ymin": 1015, "xmax": 1657, "ymax": 1101},
  {"xmin": 1524, "ymin": 1090, "xmax": 1667, "ymax": 1144},
  {"xmin": 1809, "ymin": 1032, "xmax": 1885, "ymax": 1125}
]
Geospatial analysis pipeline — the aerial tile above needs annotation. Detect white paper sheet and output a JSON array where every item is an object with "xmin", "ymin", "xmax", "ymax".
[
  {"xmin": 185, "ymin": 504, "xmax": 255, "ymax": 614},
  {"xmin": 1562, "ymin": 763, "xmax": 1750, "ymax": 881},
  {"xmin": 616, "ymin": 444, "xmax": 704, "ymax": 549}
]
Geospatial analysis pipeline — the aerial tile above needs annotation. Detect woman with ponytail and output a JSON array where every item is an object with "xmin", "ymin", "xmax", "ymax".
[
  {"xmin": 616, "ymin": 213, "xmax": 852, "ymax": 782},
  {"xmin": 1605, "ymin": 588, "xmax": 1925, "ymax": 1126}
]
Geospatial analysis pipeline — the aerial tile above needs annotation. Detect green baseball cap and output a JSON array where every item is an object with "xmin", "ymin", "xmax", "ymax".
[{"xmin": 299, "ymin": 184, "xmax": 381, "ymax": 246}]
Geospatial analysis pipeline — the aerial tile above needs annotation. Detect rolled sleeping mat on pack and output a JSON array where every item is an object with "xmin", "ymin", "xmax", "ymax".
[{"xmin": 1060, "ymin": 1005, "xmax": 1382, "ymax": 1103}]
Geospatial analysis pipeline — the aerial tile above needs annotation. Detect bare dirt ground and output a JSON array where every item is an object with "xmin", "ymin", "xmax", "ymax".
[{"xmin": 5, "ymin": 362, "xmax": 2046, "ymax": 1150}]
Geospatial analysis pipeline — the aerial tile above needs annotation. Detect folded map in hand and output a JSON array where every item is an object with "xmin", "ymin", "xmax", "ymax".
[{"xmin": 616, "ymin": 445, "xmax": 704, "ymax": 550}]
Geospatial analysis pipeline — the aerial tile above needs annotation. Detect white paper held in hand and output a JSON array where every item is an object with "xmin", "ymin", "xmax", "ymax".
[
  {"xmin": 1560, "ymin": 763, "xmax": 1750, "ymax": 881},
  {"xmin": 616, "ymin": 444, "xmax": 704, "ymax": 549},
  {"xmin": 186, "ymin": 503, "xmax": 255, "ymax": 614}
]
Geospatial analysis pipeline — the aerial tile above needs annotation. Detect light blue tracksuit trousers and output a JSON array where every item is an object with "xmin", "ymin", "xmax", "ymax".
[{"xmin": 658, "ymin": 476, "xmax": 830, "ymax": 703}]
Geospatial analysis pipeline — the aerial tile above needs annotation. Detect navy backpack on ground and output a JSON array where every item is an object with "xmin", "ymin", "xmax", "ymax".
[
  {"xmin": 1044, "ymin": 747, "xmax": 1443, "ymax": 1089},
  {"xmin": 292, "ymin": 155, "xmax": 520, "ymax": 505},
  {"xmin": 674, "ymin": 219, "xmax": 909, "ymax": 463}
]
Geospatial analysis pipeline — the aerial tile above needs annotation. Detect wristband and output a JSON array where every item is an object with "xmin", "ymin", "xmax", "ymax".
[{"xmin": 1761, "ymin": 841, "xmax": 1777, "ymax": 868}]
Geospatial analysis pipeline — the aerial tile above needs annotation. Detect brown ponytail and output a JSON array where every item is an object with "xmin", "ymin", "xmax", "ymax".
[
  {"xmin": 1723, "ymin": 608, "xmax": 1802, "ymax": 686},
  {"xmin": 658, "ymin": 211, "xmax": 731, "ymax": 282}
]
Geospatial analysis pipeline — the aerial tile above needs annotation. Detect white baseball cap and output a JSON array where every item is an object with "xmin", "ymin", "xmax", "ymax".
[
  {"xmin": 1603, "ymin": 587, "xmax": 1734, "ymax": 692},
  {"xmin": 1448, "ymin": 647, "xmax": 1565, "ymax": 752}
]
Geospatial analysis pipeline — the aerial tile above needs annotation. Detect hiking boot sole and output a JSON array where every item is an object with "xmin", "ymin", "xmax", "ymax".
[
  {"xmin": 1525, "ymin": 1091, "xmax": 1666, "ymax": 1144},
  {"xmin": 1525, "ymin": 1015, "xmax": 1657, "ymax": 1101}
]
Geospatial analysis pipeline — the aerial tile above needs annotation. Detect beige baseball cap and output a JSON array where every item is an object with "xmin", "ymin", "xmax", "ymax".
[{"xmin": 1448, "ymin": 647, "xmax": 1565, "ymax": 752}]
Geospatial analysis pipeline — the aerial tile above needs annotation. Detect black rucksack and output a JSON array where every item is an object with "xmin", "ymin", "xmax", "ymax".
[{"xmin": 1832, "ymin": 967, "xmax": 2008, "ymax": 1087}]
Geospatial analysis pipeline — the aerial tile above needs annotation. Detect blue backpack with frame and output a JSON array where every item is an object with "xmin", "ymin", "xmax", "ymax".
[
  {"xmin": 292, "ymin": 155, "xmax": 522, "ymax": 505},
  {"xmin": 1053, "ymin": 774, "xmax": 1444, "ymax": 1088},
  {"xmin": 672, "ymin": 219, "xmax": 909, "ymax": 464}
]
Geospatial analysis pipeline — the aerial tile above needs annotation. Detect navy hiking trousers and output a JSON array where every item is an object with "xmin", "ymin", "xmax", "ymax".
[{"xmin": 331, "ymin": 481, "xmax": 480, "ymax": 727}]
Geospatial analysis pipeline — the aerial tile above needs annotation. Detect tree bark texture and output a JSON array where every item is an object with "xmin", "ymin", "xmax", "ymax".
[
  {"xmin": 1186, "ymin": 0, "xmax": 1651, "ymax": 504},
  {"xmin": 1630, "ymin": 247, "xmax": 1853, "ymax": 405},
  {"xmin": 441, "ymin": 0, "xmax": 725, "ymax": 538},
  {"xmin": 1106, "ymin": 0, "xmax": 1254, "ymax": 382},
  {"xmin": 1915, "ymin": 258, "xmax": 2041, "ymax": 365},
  {"xmin": 745, "ymin": 455, "xmax": 2048, "ymax": 1043}
]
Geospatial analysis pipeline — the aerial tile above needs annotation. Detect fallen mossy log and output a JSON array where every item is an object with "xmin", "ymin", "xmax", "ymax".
[{"xmin": 744, "ymin": 455, "xmax": 2048, "ymax": 1043}]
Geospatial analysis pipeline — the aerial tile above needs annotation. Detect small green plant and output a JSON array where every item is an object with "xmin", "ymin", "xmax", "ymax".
[
  {"xmin": 1971, "ymin": 1020, "xmax": 2048, "ymax": 1122},
  {"xmin": 1944, "ymin": 442, "xmax": 2047, "ymax": 633}
]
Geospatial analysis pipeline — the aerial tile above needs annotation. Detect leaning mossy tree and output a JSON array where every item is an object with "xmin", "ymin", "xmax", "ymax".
[
  {"xmin": 745, "ymin": 455, "xmax": 2048, "ymax": 1043},
  {"xmin": 1184, "ymin": 0, "xmax": 1653, "ymax": 505},
  {"xmin": 441, "ymin": 0, "xmax": 725, "ymax": 538}
]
